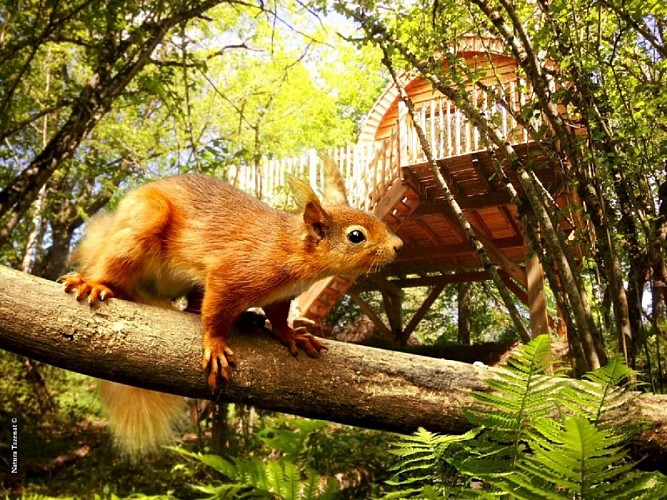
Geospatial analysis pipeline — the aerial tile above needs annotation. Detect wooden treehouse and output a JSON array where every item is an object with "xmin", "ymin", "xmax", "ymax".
[{"xmin": 230, "ymin": 37, "xmax": 570, "ymax": 344}]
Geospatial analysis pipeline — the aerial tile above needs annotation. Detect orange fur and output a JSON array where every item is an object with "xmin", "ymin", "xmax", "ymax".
[
  {"xmin": 61, "ymin": 171, "xmax": 402, "ymax": 455},
  {"xmin": 98, "ymin": 381, "xmax": 184, "ymax": 456}
]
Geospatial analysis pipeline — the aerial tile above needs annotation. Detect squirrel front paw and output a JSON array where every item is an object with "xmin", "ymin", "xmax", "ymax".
[
  {"xmin": 59, "ymin": 273, "xmax": 115, "ymax": 304},
  {"xmin": 202, "ymin": 336, "xmax": 237, "ymax": 388},
  {"xmin": 274, "ymin": 326, "xmax": 327, "ymax": 358}
]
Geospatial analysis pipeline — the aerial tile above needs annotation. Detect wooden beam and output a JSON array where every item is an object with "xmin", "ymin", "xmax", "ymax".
[
  {"xmin": 374, "ymin": 182, "xmax": 411, "ymax": 219},
  {"xmin": 401, "ymin": 283, "xmax": 446, "ymax": 343},
  {"xmin": 394, "ymin": 236, "xmax": 525, "ymax": 263},
  {"xmin": 411, "ymin": 193, "xmax": 513, "ymax": 217},
  {"xmin": 351, "ymin": 271, "xmax": 491, "ymax": 292},
  {"xmin": 348, "ymin": 292, "xmax": 392, "ymax": 338},
  {"xmin": 367, "ymin": 275, "xmax": 404, "ymax": 298},
  {"xmin": 416, "ymin": 219, "xmax": 446, "ymax": 246},
  {"xmin": 499, "ymin": 271, "xmax": 528, "ymax": 305},
  {"xmin": 401, "ymin": 167, "xmax": 434, "ymax": 201},
  {"xmin": 467, "ymin": 217, "xmax": 527, "ymax": 289},
  {"xmin": 297, "ymin": 276, "xmax": 356, "ymax": 319}
]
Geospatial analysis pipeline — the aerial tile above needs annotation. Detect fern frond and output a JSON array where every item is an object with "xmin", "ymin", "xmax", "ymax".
[
  {"xmin": 502, "ymin": 416, "xmax": 636, "ymax": 499},
  {"xmin": 383, "ymin": 428, "xmax": 477, "ymax": 499},
  {"xmin": 170, "ymin": 446, "xmax": 339, "ymax": 500},
  {"xmin": 464, "ymin": 335, "xmax": 561, "ymax": 474},
  {"xmin": 560, "ymin": 354, "xmax": 641, "ymax": 442},
  {"xmin": 167, "ymin": 446, "xmax": 237, "ymax": 478},
  {"xmin": 388, "ymin": 339, "xmax": 667, "ymax": 498},
  {"xmin": 505, "ymin": 334, "xmax": 553, "ymax": 374}
]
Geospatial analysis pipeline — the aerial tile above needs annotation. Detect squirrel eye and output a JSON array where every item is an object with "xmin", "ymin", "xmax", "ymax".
[{"xmin": 347, "ymin": 229, "xmax": 366, "ymax": 244}]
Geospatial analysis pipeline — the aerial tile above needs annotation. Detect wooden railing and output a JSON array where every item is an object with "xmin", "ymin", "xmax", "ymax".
[
  {"xmin": 229, "ymin": 80, "xmax": 538, "ymax": 210},
  {"xmin": 226, "ymin": 136, "xmax": 400, "ymax": 212},
  {"xmin": 400, "ymin": 81, "xmax": 536, "ymax": 166}
]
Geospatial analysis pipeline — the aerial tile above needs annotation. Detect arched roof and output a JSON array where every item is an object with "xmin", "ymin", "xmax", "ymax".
[{"xmin": 357, "ymin": 37, "xmax": 509, "ymax": 145}]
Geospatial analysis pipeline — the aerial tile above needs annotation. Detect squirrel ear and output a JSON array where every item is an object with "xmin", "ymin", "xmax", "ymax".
[
  {"xmin": 320, "ymin": 153, "xmax": 349, "ymax": 206},
  {"xmin": 287, "ymin": 175, "xmax": 328, "ymax": 240},
  {"xmin": 303, "ymin": 200, "xmax": 327, "ymax": 240}
]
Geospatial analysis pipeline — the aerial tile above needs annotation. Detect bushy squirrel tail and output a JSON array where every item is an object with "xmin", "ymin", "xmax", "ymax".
[{"xmin": 99, "ymin": 381, "xmax": 185, "ymax": 457}]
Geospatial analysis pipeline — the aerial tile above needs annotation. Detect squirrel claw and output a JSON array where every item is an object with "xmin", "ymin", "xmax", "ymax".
[
  {"xmin": 202, "ymin": 338, "xmax": 236, "ymax": 388},
  {"xmin": 275, "ymin": 326, "xmax": 327, "ymax": 359},
  {"xmin": 59, "ymin": 273, "xmax": 115, "ymax": 305}
]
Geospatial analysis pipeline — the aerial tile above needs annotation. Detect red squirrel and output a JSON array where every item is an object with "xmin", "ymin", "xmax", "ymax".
[{"xmin": 60, "ymin": 161, "xmax": 402, "ymax": 455}]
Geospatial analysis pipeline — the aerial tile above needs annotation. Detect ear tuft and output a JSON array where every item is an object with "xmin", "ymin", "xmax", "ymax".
[
  {"xmin": 287, "ymin": 174, "xmax": 319, "ymax": 209},
  {"xmin": 319, "ymin": 153, "xmax": 349, "ymax": 206}
]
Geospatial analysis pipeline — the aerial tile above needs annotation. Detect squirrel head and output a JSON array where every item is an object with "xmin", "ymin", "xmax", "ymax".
[{"xmin": 288, "ymin": 166, "xmax": 403, "ymax": 276}]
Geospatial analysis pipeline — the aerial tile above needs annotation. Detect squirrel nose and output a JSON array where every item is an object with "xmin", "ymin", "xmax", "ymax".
[{"xmin": 392, "ymin": 236, "xmax": 403, "ymax": 254}]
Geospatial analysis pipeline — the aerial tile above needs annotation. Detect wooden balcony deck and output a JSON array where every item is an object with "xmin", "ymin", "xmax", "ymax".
[{"xmin": 228, "ymin": 81, "xmax": 565, "ymax": 338}]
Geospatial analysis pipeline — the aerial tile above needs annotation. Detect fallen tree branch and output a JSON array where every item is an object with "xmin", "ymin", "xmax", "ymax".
[{"xmin": 1, "ymin": 265, "xmax": 666, "ymax": 469}]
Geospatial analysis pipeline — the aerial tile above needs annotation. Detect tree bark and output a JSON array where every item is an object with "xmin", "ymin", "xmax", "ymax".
[{"xmin": 1, "ymin": 265, "xmax": 667, "ymax": 470}]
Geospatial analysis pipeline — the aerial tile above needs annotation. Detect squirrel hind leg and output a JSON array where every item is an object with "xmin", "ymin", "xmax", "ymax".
[
  {"xmin": 63, "ymin": 186, "xmax": 177, "ymax": 304},
  {"xmin": 99, "ymin": 381, "xmax": 185, "ymax": 458}
]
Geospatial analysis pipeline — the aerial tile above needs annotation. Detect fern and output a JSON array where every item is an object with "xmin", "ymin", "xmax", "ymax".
[
  {"xmin": 560, "ymin": 355, "xmax": 641, "ymax": 440},
  {"xmin": 458, "ymin": 335, "xmax": 560, "ymax": 476},
  {"xmin": 385, "ymin": 335, "xmax": 667, "ymax": 498},
  {"xmin": 170, "ymin": 447, "xmax": 339, "ymax": 500},
  {"xmin": 382, "ymin": 427, "xmax": 478, "ymax": 498},
  {"xmin": 500, "ymin": 416, "xmax": 667, "ymax": 499}
]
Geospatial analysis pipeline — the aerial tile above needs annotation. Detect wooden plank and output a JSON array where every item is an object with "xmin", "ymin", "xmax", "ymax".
[
  {"xmin": 373, "ymin": 182, "xmax": 410, "ymax": 219},
  {"xmin": 392, "ymin": 236, "xmax": 523, "ymax": 263},
  {"xmin": 297, "ymin": 276, "xmax": 352, "ymax": 319},
  {"xmin": 350, "ymin": 271, "xmax": 491, "ymax": 292},
  {"xmin": 409, "ymin": 191, "xmax": 513, "ymax": 214},
  {"xmin": 411, "ymin": 219, "xmax": 442, "ymax": 247}
]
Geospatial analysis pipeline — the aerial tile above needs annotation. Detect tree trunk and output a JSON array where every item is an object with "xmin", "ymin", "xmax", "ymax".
[
  {"xmin": 1, "ymin": 265, "xmax": 667, "ymax": 470},
  {"xmin": 457, "ymin": 282, "xmax": 472, "ymax": 345},
  {"xmin": 32, "ymin": 226, "xmax": 74, "ymax": 281}
]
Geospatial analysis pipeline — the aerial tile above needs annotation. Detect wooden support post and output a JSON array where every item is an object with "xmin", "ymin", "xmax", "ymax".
[
  {"xmin": 526, "ymin": 250, "xmax": 549, "ymax": 337},
  {"xmin": 382, "ymin": 290, "xmax": 404, "ymax": 342},
  {"xmin": 368, "ymin": 276, "xmax": 404, "ymax": 342}
]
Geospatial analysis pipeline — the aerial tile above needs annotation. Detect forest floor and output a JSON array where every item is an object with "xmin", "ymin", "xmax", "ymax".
[
  {"xmin": 0, "ymin": 354, "xmax": 392, "ymax": 499},
  {"xmin": 1, "ymin": 416, "xmax": 213, "ymax": 498}
]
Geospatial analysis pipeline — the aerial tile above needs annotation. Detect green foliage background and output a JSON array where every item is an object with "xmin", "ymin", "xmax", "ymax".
[{"xmin": 1, "ymin": 0, "xmax": 666, "ymax": 497}]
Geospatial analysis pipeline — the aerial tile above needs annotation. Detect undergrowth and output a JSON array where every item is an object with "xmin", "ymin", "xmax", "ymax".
[
  {"xmin": 383, "ymin": 335, "xmax": 667, "ymax": 499},
  {"xmin": 167, "ymin": 418, "xmax": 343, "ymax": 499}
]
